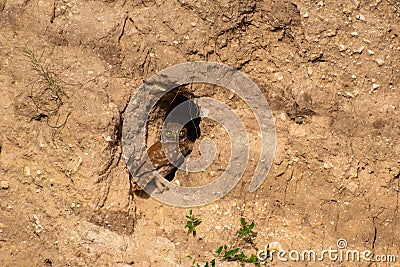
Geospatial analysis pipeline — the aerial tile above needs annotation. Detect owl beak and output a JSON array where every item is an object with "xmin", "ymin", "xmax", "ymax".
[{"xmin": 174, "ymin": 133, "xmax": 179, "ymax": 140}]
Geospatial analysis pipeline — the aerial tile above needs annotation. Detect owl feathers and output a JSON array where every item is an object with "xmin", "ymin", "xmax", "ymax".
[{"xmin": 131, "ymin": 122, "xmax": 192, "ymax": 193}]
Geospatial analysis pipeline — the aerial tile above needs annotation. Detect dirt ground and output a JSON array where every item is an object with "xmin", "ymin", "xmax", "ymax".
[{"xmin": 0, "ymin": 0, "xmax": 399, "ymax": 266}]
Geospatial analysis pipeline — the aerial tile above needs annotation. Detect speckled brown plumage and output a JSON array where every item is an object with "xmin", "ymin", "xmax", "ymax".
[{"xmin": 132, "ymin": 122, "xmax": 192, "ymax": 192}]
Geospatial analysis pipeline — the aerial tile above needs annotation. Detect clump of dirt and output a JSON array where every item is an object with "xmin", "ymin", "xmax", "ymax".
[{"xmin": 0, "ymin": 0, "xmax": 399, "ymax": 266}]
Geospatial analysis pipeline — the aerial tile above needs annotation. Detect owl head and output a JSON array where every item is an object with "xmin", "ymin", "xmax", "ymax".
[{"xmin": 161, "ymin": 122, "xmax": 187, "ymax": 143}]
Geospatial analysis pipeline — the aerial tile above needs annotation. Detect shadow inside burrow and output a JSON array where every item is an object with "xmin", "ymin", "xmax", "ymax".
[{"xmin": 133, "ymin": 86, "xmax": 201, "ymax": 197}]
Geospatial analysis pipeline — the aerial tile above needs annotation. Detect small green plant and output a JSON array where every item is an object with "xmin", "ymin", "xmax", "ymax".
[
  {"xmin": 238, "ymin": 218, "xmax": 255, "ymax": 237},
  {"xmin": 188, "ymin": 256, "xmax": 216, "ymax": 267},
  {"xmin": 187, "ymin": 218, "xmax": 268, "ymax": 266},
  {"xmin": 23, "ymin": 48, "xmax": 68, "ymax": 103},
  {"xmin": 215, "ymin": 245, "xmax": 265, "ymax": 265},
  {"xmin": 185, "ymin": 209, "xmax": 202, "ymax": 236},
  {"xmin": 23, "ymin": 48, "xmax": 71, "ymax": 140}
]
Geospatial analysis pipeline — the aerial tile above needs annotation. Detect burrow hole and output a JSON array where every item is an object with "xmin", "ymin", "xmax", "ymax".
[{"xmin": 146, "ymin": 86, "xmax": 201, "ymax": 181}]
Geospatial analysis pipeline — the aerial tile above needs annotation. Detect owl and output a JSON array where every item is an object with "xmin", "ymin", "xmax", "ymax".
[{"xmin": 132, "ymin": 122, "xmax": 192, "ymax": 193}]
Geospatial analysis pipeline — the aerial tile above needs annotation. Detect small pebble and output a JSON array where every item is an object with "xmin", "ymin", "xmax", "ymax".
[
  {"xmin": 353, "ymin": 46, "xmax": 364, "ymax": 54},
  {"xmin": 275, "ymin": 72, "xmax": 284, "ymax": 81},
  {"xmin": 356, "ymin": 14, "xmax": 366, "ymax": 21},
  {"xmin": 326, "ymin": 30, "xmax": 337, "ymax": 37},
  {"xmin": 0, "ymin": 180, "xmax": 9, "ymax": 189},
  {"xmin": 268, "ymin": 241, "xmax": 284, "ymax": 251},
  {"xmin": 375, "ymin": 58, "xmax": 385, "ymax": 66},
  {"xmin": 323, "ymin": 162, "xmax": 333, "ymax": 169},
  {"xmin": 307, "ymin": 67, "xmax": 313, "ymax": 76},
  {"xmin": 24, "ymin": 166, "xmax": 31, "ymax": 176},
  {"xmin": 342, "ymin": 8, "xmax": 352, "ymax": 14},
  {"xmin": 372, "ymin": 83, "xmax": 381, "ymax": 90},
  {"xmin": 370, "ymin": 84, "xmax": 380, "ymax": 94},
  {"xmin": 351, "ymin": 31, "xmax": 359, "ymax": 37}
]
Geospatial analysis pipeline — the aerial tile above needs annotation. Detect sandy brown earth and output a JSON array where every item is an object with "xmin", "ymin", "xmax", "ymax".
[{"xmin": 0, "ymin": 0, "xmax": 399, "ymax": 266}]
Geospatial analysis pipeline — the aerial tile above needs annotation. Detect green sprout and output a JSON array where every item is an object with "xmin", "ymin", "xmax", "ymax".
[
  {"xmin": 238, "ymin": 217, "xmax": 255, "ymax": 237},
  {"xmin": 185, "ymin": 209, "xmax": 202, "ymax": 237}
]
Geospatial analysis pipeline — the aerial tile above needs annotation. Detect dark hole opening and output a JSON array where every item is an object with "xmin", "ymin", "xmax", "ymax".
[
  {"xmin": 165, "ymin": 93, "xmax": 201, "ymax": 143},
  {"xmin": 151, "ymin": 88, "xmax": 201, "ymax": 181}
]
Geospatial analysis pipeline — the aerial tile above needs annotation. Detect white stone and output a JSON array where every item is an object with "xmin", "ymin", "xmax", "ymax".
[
  {"xmin": 375, "ymin": 58, "xmax": 384, "ymax": 66},
  {"xmin": 23, "ymin": 166, "xmax": 31, "ymax": 176},
  {"xmin": 372, "ymin": 83, "xmax": 381, "ymax": 90},
  {"xmin": 356, "ymin": 14, "xmax": 366, "ymax": 21},
  {"xmin": 0, "ymin": 180, "xmax": 9, "ymax": 189},
  {"xmin": 354, "ymin": 46, "xmax": 364, "ymax": 53},
  {"xmin": 326, "ymin": 30, "xmax": 337, "ymax": 37}
]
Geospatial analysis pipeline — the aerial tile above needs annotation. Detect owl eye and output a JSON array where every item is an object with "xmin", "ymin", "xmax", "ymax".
[
  {"xmin": 179, "ymin": 130, "xmax": 184, "ymax": 136},
  {"xmin": 166, "ymin": 131, "xmax": 172, "ymax": 135}
]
